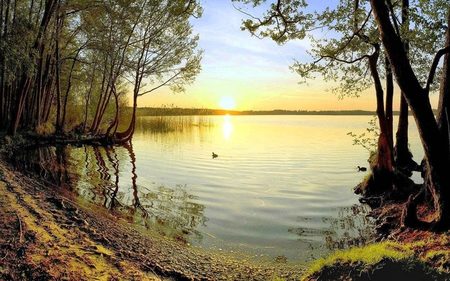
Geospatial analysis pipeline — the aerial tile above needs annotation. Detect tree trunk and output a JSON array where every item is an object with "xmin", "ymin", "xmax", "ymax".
[
  {"xmin": 114, "ymin": 91, "xmax": 137, "ymax": 143},
  {"xmin": 7, "ymin": 0, "xmax": 58, "ymax": 135},
  {"xmin": 55, "ymin": 37, "xmax": 62, "ymax": 133},
  {"xmin": 371, "ymin": 0, "xmax": 450, "ymax": 229},
  {"xmin": 61, "ymin": 48, "xmax": 81, "ymax": 131},
  {"xmin": 104, "ymin": 85, "xmax": 119, "ymax": 143},
  {"xmin": 395, "ymin": 94, "xmax": 416, "ymax": 172},
  {"xmin": 385, "ymin": 56, "xmax": 394, "ymax": 152},
  {"xmin": 369, "ymin": 51, "xmax": 393, "ymax": 174},
  {"xmin": 394, "ymin": 0, "xmax": 417, "ymax": 174},
  {"xmin": 436, "ymin": 10, "xmax": 450, "ymax": 153}
]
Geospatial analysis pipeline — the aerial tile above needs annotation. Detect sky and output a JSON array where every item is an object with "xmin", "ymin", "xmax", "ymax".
[{"xmin": 135, "ymin": 1, "xmax": 439, "ymax": 111}]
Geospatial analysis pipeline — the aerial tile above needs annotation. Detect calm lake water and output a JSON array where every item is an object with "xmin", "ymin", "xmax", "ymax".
[{"xmin": 13, "ymin": 115, "xmax": 424, "ymax": 264}]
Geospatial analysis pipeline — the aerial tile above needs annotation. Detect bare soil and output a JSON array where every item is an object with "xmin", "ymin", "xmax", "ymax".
[{"xmin": 0, "ymin": 156, "xmax": 306, "ymax": 281}]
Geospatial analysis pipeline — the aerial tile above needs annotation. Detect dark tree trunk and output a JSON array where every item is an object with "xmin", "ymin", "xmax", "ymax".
[
  {"xmin": 369, "ymin": 50, "xmax": 393, "ymax": 175},
  {"xmin": 385, "ymin": 56, "xmax": 394, "ymax": 152},
  {"xmin": 61, "ymin": 48, "xmax": 81, "ymax": 131},
  {"xmin": 114, "ymin": 92, "xmax": 137, "ymax": 143},
  {"xmin": 371, "ymin": 0, "xmax": 450, "ymax": 229},
  {"xmin": 394, "ymin": 0, "xmax": 417, "ymax": 174},
  {"xmin": 355, "ymin": 47, "xmax": 395, "ymax": 197},
  {"xmin": 395, "ymin": 94, "xmax": 417, "ymax": 172},
  {"xmin": 436, "ymin": 10, "xmax": 450, "ymax": 153},
  {"xmin": 83, "ymin": 67, "xmax": 95, "ymax": 131},
  {"xmin": 104, "ymin": 85, "xmax": 119, "ymax": 143},
  {"xmin": 7, "ymin": 0, "xmax": 58, "ymax": 135},
  {"xmin": 55, "ymin": 37, "xmax": 62, "ymax": 133}
]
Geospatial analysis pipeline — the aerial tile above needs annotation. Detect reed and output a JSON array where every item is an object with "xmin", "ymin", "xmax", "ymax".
[{"xmin": 136, "ymin": 115, "xmax": 215, "ymax": 134}]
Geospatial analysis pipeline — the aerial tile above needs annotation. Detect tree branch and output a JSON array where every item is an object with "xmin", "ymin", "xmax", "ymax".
[
  {"xmin": 137, "ymin": 71, "xmax": 182, "ymax": 96},
  {"xmin": 426, "ymin": 45, "xmax": 450, "ymax": 94}
]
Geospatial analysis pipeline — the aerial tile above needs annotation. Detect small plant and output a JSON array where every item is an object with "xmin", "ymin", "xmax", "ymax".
[
  {"xmin": 35, "ymin": 122, "xmax": 55, "ymax": 136},
  {"xmin": 347, "ymin": 116, "xmax": 379, "ymax": 153}
]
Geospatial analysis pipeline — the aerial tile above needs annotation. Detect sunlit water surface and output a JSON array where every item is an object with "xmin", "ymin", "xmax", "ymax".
[{"xmin": 13, "ymin": 115, "xmax": 424, "ymax": 264}]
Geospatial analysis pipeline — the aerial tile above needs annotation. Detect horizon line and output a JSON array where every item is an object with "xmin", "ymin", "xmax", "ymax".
[{"xmin": 133, "ymin": 107, "xmax": 435, "ymax": 116}]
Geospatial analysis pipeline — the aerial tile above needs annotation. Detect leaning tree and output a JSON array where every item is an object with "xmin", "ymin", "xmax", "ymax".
[{"xmin": 114, "ymin": 0, "xmax": 203, "ymax": 143}]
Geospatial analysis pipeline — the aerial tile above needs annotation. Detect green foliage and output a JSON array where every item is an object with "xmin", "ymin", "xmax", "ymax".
[
  {"xmin": 233, "ymin": 0, "xmax": 447, "ymax": 97},
  {"xmin": 347, "ymin": 116, "xmax": 379, "ymax": 153},
  {"xmin": 0, "ymin": 0, "xmax": 203, "ymax": 137},
  {"xmin": 35, "ymin": 122, "xmax": 56, "ymax": 136}
]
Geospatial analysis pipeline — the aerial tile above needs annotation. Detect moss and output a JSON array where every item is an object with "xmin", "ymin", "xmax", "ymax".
[
  {"xmin": 423, "ymin": 250, "xmax": 450, "ymax": 272},
  {"xmin": 302, "ymin": 241, "xmax": 450, "ymax": 281},
  {"xmin": 305, "ymin": 241, "xmax": 412, "ymax": 276}
]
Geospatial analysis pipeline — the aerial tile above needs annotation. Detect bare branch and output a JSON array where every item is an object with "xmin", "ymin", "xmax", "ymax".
[{"xmin": 137, "ymin": 71, "xmax": 183, "ymax": 96}]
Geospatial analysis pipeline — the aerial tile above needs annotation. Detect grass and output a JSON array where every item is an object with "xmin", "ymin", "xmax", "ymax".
[
  {"xmin": 136, "ymin": 115, "xmax": 215, "ymax": 134},
  {"xmin": 305, "ymin": 241, "xmax": 412, "ymax": 275},
  {"xmin": 301, "ymin": 240, "xmax": 450, "ymax": 281}
]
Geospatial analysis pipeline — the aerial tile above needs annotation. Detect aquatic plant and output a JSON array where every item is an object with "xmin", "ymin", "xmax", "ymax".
[{"xmin": 136, "ymin": 115, "xmax": 215, "ymax": 134}]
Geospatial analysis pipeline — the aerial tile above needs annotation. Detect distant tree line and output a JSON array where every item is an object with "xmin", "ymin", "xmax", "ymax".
[
  {"xmin": 136, "ymin": 107, "xmax": 436, "ymax": 116},
  {"xmin": 0, "ymin": 0, "xmax": 202, "ymax": 142}
]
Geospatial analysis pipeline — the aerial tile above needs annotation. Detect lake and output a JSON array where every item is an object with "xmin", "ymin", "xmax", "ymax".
[{"xmin": 12, "ymin": 115, "xmax": 424, "ymax": 264}]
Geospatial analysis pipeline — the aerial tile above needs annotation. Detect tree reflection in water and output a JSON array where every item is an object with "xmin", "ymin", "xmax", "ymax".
[
  {"xmin": 288, "ymin": 204, "xmax": 375, "ymax": 256},
  {"xmin": 10, "ymin": 141, "xmax": 374, "ymax": 259},
  {"xmin": 9, "ymin": 143, "xmax": 208, "ymax": 244},
  {"xmin": 9, "ymin": 145, "xmax": 72, "ymax": 190}
]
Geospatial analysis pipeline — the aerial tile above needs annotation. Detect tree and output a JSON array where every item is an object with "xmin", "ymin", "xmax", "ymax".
[
  {"xmin": 235, "ymin": 0, "xmax": 394, "ymax": 191},
  {"xmin": 234, "ymin": 0, "xmax": 450, "ymax": 229},
  {"xmin": 394, "ymin": 0, "xmax": 415, "ymax": 174},
  {"xmin": 115, "ymin": 0, "xmax": 203, "ymax": 143},
  {"xmin": 4, "ymin": 0, "xmax": 58, "ymax": 135},
  {"xmin": 371, "ymin": 0, "xmax": 450, "ymax": 229},
  {"xmin": 0, "ymin": 0, "xmax": 203, "ymax": 143}
]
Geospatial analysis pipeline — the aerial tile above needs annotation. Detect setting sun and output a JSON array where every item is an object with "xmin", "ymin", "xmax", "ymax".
[{"xmin": 219, "ymin": 95, "xmax": 236, "ymax": 110}]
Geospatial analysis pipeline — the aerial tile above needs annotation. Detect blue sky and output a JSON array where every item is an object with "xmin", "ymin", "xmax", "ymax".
[{"xmin": 136, "ymin": 0, "xmax": 438, "ymax": 111}]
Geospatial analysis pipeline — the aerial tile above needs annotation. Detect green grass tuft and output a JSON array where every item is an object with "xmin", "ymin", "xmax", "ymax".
[{"xmin": 303, "ymin": 241, "xmax": 413, "ymax": 280}]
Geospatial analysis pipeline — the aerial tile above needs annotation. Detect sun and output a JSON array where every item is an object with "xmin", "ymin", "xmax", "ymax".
[{"xmin": 219, "ymin": 95, "xmax": 236, "ymax": 110}]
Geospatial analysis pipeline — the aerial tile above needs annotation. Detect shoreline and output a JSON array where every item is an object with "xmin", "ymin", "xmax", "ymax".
[
  {"xmin": 0, "ymin": 152, "xmax": 306, "ymax": 280},
  {"xmin": 1, "ymin": 145, "xmax": 450, "ymax": 280}
]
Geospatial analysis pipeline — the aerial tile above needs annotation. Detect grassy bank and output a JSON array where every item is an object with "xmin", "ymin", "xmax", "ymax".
[{"xmin": 300, "ymin": 234, "xmax": 450, "ymax": 280}]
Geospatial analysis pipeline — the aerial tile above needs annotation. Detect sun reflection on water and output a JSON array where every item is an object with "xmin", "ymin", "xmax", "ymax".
[{"xmin": 222, "ymin": 114, "xmax": 233, "ymax": 140}]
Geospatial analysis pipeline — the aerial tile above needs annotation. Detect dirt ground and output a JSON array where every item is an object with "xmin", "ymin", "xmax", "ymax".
[{"xmin": 0, "ymin": 156, "xmax": 306, "ymax": 281}]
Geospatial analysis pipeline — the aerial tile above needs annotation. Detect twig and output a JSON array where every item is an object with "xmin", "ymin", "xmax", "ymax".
[
  {"xmin": 142, "ymin": 263, "xmax": 163, "ymax": 281},
  {"xmin": 0, "ymin": 252, "xmax": 8, "ymax": 260},
  {"xmin": 16, "ymin": 212, "xmax": 23, "ymax": 243}
]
